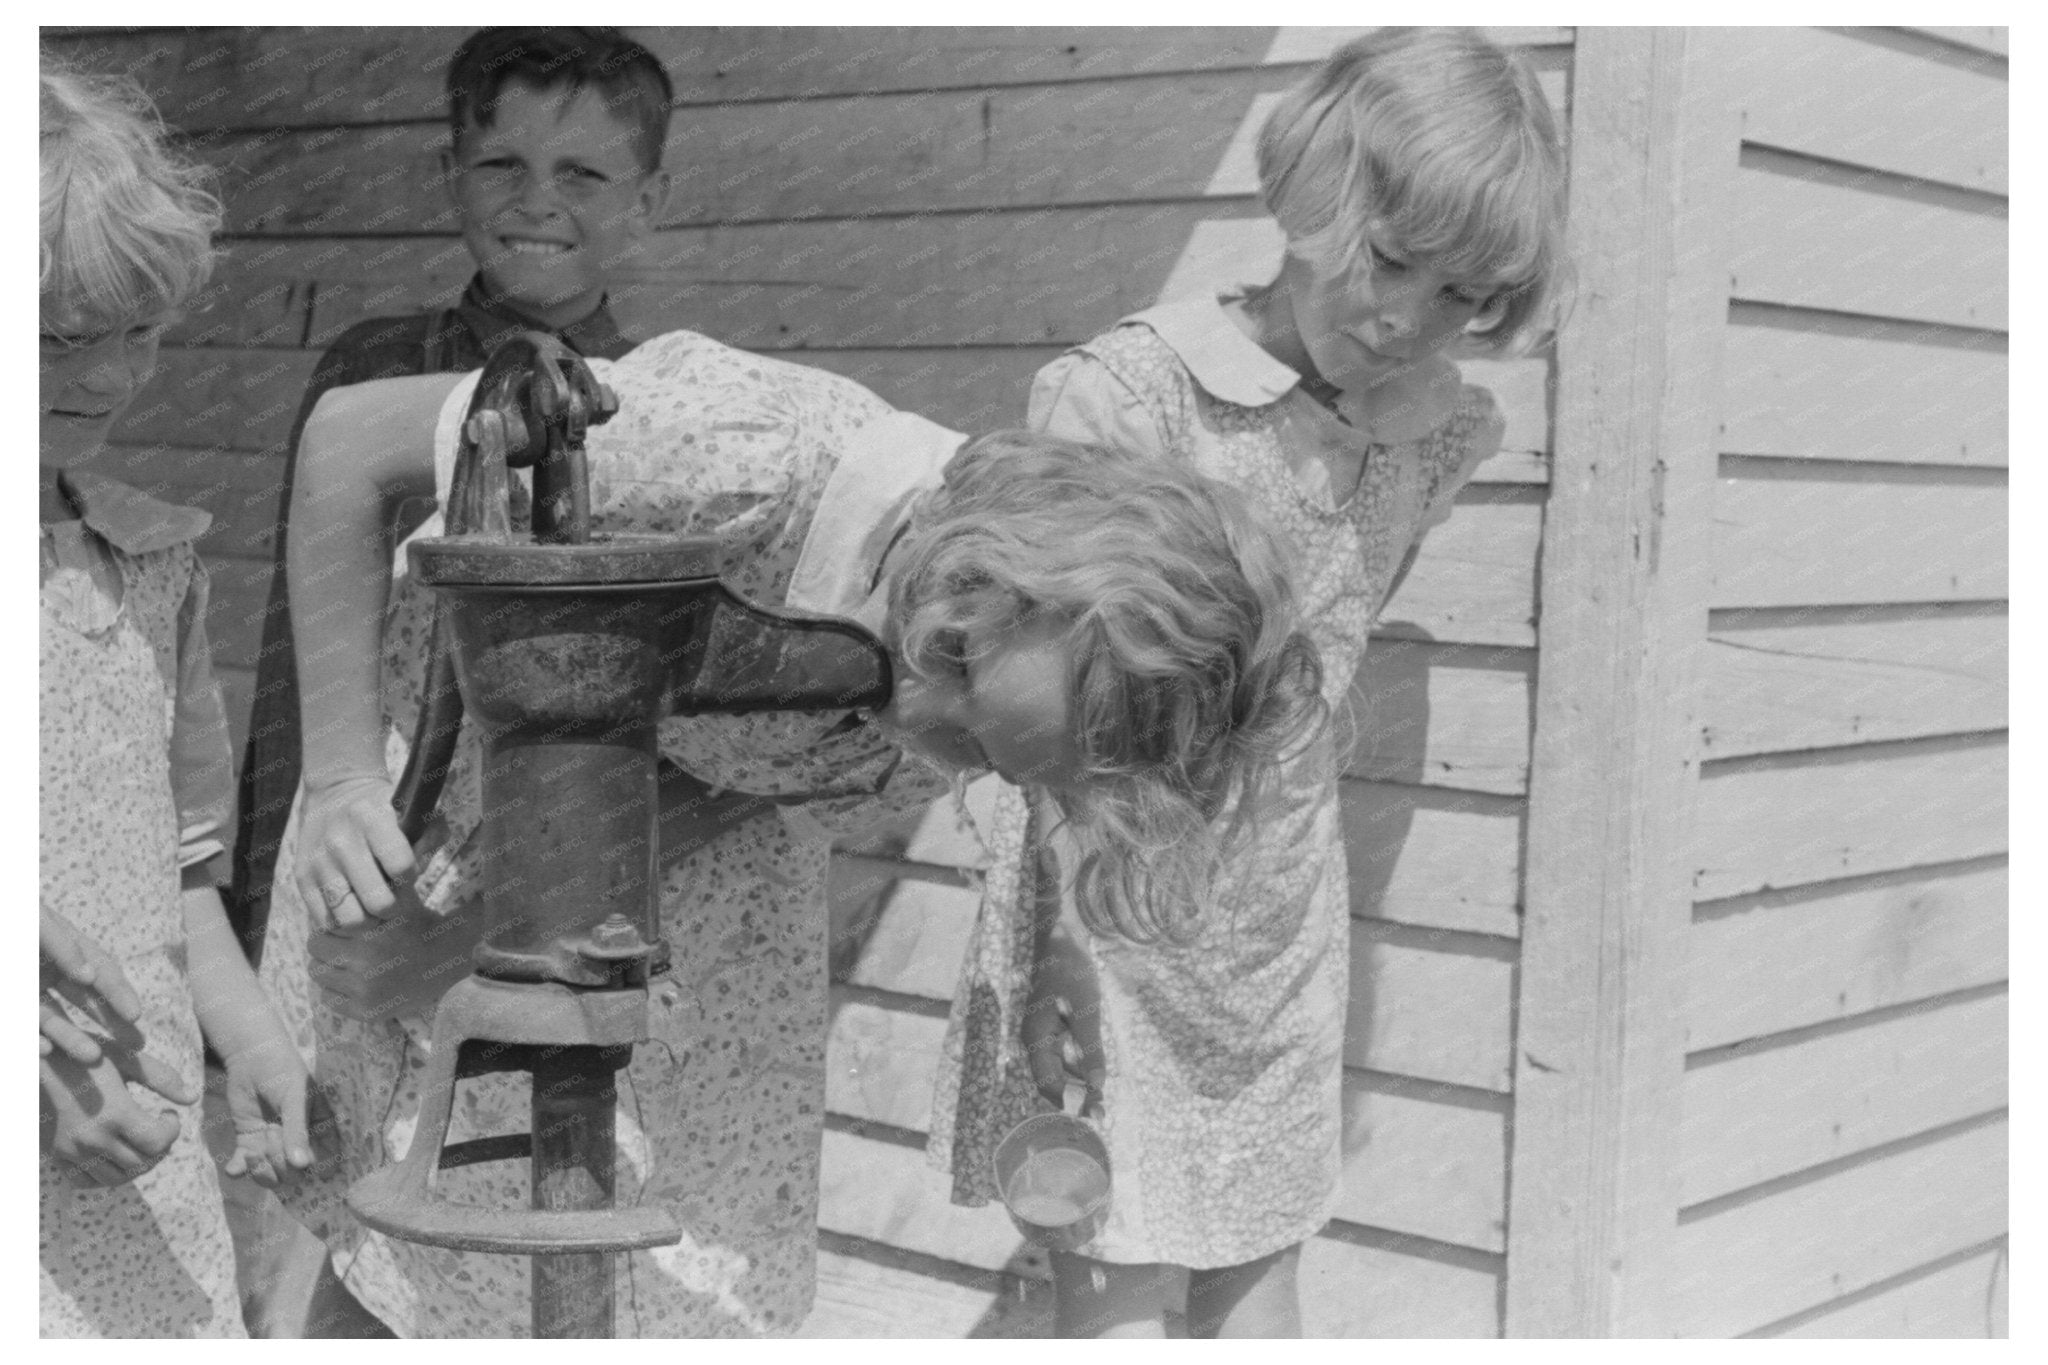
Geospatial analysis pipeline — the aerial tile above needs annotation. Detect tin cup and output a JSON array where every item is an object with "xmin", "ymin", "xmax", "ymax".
[{"xmin": 992, "ymin": 1110, "xmax": 1112, "ymax": 1251}]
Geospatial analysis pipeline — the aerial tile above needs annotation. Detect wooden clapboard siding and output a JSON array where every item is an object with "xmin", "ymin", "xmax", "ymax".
[
  {"xmin": 1678, "ymin": 990, "xmax": 2006, "ymax": 1204},
  {"xmin": 816, "ymin": 1125, "xmax": 1502, "ymax": 1336},
  {"xmin": 61, "ymin": 27, "xmax": 1572, "ymax": 130},
  {"xmin": 826, "ymin": 990, "xmax": 1507, "ymax": 1252},
  {"xmin": 1667, "ymin": 1113, "xmax": 2007, "ymax": 1337},
  {"xmin": 1729, "ymin": 152, "xmax": 2005, "ymax": 331},
  {"xmin": 1341, "ymin": 782, "xmax": 1523, "ymax": 938},
  {"xmin": 1900, "ymin": 27, "xmax": 2007, "ymax": 57},
  {"xmin": 1687, "ymin": 859, "xmax": 2006, "ymax": 1049},
  {"xmin": 1345, "ymin": 923, "xmax": 1514, "ymax": 1091},
  {"xmin": 1333, "ymin": 1074, "xmax": 1507, "ymax": 1252},
  {"xmin": 1345, "ymin": 643, "xmax": 1532, "ymax": 796},
  {"xmin": 817, "ymin": 1123, "xmax": 1029, "ymax": 1275},
  {"xmin": 1700, "ymin": 606, "xmax": 2007, "ymax": 758},
  {"xmin": 800, "ymin": 1243, "xmax": 1046, "ymax": 1338},
  {"xmin": 1296, "ymin": 1231, "xmax": 1500, "ymax": 1338},
  {"xmin": 1663, "ymin": 27, "xmax": 2008, "ymax": 1338},
  {"xmin": 68, "ymin": 26, "xmax": 1570, "ymax": 130},
  {"xmin": 1374, "ymin": 495, "xmax": 1540, "ymax": 648},
  {"xmin": 1764, "ymin": 1241, "xmax": 2008, "ymax": 1338},
  {"xmin": 1692, "ymin": 736, "xmax": 2006, "ymax": 902},
  {"xmin": 1731, "ymin": 27, "xmax": 2006, "ymax": 194},
  {"xmin": 1711, "ymin": 464, "xmax": 2006, "ymax": 609},
  {"xmin": 196, "ymin": 65, "xmax": 1565, "ymax": 234},
  {"xmin": 1719, "ymin": 311, "xmax": 2006, "ymax": 467}
]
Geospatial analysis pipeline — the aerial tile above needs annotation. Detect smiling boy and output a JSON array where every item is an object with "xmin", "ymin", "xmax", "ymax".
[{"xmin": 233, "ymin": 28, "xmax": 673, "ymax": 963}]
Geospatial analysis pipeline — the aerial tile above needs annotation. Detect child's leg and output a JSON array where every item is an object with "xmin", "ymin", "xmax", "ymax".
[
  {"xmin": 1048, "ymin": 1249, "xmax": 1175, "ymax": 1338},
  {"xmin": 1185, "ymin": 1243, "xmax": 1303, "ymax": 1338}
]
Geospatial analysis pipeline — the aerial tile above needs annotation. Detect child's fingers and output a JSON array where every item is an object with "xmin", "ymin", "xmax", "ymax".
[
  {"xmin": 228, "ymin": 1134, "xmax": 284, "ymax": 1189},
  {"xmin": 223, "ymin": 1137, "xmax": 280, "ymax": 1188},
  {"xmin": 275, "ymin": 1072, "xmax": 314, "ymax": 1169},
  {"xmin": 331, "ymin": 837, "xmax": 398, "ymax": 917},
  {"xmin": 75, "ymin": 1110, "xmax": 180, "ymax": 1185},
  {"xmin": 38, "ymin": 997, "xmax": 105, "ymax": 1067},
  {"xmin": 40, "ymin": 907, "xmax": 144, "ymax": 1023},
  {"xmin": 38, "ymin": 904, "xmax": 94, "ymax": 982},
  {"xmin": 362, "ymin": 804, "xmax": 418, "ymax": 881},
  {"xmin": 1020, "ymin": 992, "xmax": 1070, "ymax": 1106},
  {"xmin": 101, "ymin": 1036, "xmax": 202, "ymax": 1107}
]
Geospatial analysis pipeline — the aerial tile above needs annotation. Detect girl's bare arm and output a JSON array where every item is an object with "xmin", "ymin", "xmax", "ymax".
[{"xmin": 288, "ymin": 374, "xmax": 459, "ymax": 927}]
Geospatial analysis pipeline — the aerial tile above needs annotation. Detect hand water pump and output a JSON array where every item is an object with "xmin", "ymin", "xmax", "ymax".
[{"xmin": 346, "ymin": 333, "xmax": 892, "ymax": 1337}]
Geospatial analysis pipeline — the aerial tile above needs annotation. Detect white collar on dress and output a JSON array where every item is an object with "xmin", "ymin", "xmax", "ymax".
[
  {"xmin": 1122, "ymin": 291, "xmax": 1465, "ymax": 444},
  {"xmin": 783, "ymin": 409, "xmax": 968, "ymax": 634}
]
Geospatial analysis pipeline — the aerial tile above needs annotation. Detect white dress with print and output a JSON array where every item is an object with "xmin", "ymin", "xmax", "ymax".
[{"xmin": 927, "ymin": 295, "xmax": 1504, "ymax": 1268}]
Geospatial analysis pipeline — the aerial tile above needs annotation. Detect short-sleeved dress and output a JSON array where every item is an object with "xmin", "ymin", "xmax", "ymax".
[
  {"xmin": 260, "ymin": 330, "xmax": 957, "ymax": 1337},
  {"xmin": 926, "ymin": 293, "xmax": 1505, "ymax": 1268},
  {"xmin": 40, "ymin": 471, "xmax": 244, "ymax": 1337}
]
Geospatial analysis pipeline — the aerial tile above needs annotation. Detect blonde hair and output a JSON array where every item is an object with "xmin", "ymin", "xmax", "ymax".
[
  {"xmin": 40, "ymin": 50, "xmax": 220, "ymax": 337},
  {"xmin": 888, "ymin": 431, "xmax": 1326, "ymax": 944},
  {"xmin": 1256, "ymin": 27, "xmax": 1570, "ymax": 352}
]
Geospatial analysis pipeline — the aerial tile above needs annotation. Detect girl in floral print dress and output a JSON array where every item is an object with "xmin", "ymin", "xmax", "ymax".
[
  {"xmin": 39, "ymin": 53, "xmax": 313, "ymax": 1338},
  {"xmin": 257, "ymin": 336, "xmax": 1323, "ymax": 1336},
  {"xmin": 927, "ymin": 28, "xmax": 1571, "ymax": 1337}
]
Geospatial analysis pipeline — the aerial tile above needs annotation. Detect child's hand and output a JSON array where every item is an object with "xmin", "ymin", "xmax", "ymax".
[
  {"xmin": 40, "ymin": 1050, "xmax": 182, "ymax": 1187},
  {"xmin": 1021, "ymin": 929, "xmax": 1106, "ymax": 1111},
  {"xmin": 219, "ymin": 1036, "xmax": 317, "ymax": 1189},
  {"xmin": 295, "ymin": 774, "xmax": 416, "ymax": 930},
  {"xmin": 41, "ymin": 906, "xmax": 200, "ymax": 1107},
  {"xmin": 40, "ymin": 903, "xmax": 142, "ymax": 1066}
]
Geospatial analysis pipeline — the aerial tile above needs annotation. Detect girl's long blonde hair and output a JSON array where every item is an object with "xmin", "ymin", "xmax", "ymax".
[{"xmin": 888, "ymin": 431, "xmax": 1327, "ymax": 945}]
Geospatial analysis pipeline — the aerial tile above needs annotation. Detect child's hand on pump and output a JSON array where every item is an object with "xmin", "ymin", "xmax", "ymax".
[{"xmin": 294, "ymin": 774, "xmax": 417, "ymax": 932}]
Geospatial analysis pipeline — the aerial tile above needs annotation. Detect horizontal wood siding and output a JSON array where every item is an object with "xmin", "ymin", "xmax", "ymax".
[
  {"xmin": 1687, "ymin": 859, "xmax": 2006, "ymax": 1049},
  {"xmin": 1668, "ymin": 1114, "xmax": 2007, "ymax": 1337},
  {"xmin": 1679, "ymin": 990, "xmax": 2006, "ymax": 1203},
  {"xmin": 1763, "ymin": 1241, "xmax": 2008, "ymax": 1338},
  {"xmin": 1670, "ymin": 26, "xmax": 2007, "ymax": 1338},
  {"xmin": 1699, "ymin": 606, "xmax": 2006, "ymax": 758}
]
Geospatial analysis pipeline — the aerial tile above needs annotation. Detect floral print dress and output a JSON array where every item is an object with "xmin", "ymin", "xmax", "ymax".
[
  {"xmin": 40, "ymin": 472, "xmax": 242, "ymax": 1337},
  {"xmin": 926, "ymin": 293, "xmax": 1504, "ymax": 1268},
  {"xmin": 261, "ymin": 331, "xmax": 955, "ymax": 1337}
]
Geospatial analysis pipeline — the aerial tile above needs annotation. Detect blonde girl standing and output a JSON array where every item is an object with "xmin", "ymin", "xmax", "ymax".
[
  {"xmin": 928, "ymin": 28, "xmax": 1570, "ymax": 1337},
  {"xmin": 40, "ymin": 54, "xmax": 314, "ymax": 1337}
]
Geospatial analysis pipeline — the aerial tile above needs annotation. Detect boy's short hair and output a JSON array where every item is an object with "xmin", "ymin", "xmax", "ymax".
[
  {"xmin": 40, "ymin": 50, "xmax": 221, "ymax": 333},
  {"xmin": 1255, "ymin": 27, "xmax": 1569, "ymax": 352},
  {"xmin": 446, "ymin": 28, "xmax": 674, "ymax": 173}
]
